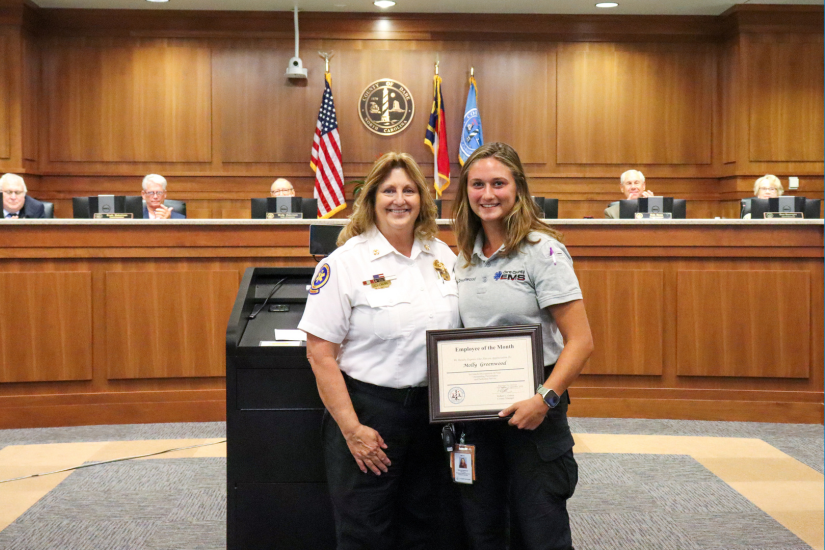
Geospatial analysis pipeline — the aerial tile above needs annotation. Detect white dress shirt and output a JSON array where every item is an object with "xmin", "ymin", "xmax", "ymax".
[{"xmin": 298, "ymin": 226, "xmax": 460, "ymax": 388}]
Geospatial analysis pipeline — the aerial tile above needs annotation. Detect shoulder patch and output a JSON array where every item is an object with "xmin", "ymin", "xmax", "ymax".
[{"xmin": 309, "ymin": 263, "xmax": 331, "ymax": 295}]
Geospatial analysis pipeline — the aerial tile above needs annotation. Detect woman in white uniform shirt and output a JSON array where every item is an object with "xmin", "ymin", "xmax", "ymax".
[{"xmin": 298, "ymin": 152, "xmax": 460, "ymax": 550}]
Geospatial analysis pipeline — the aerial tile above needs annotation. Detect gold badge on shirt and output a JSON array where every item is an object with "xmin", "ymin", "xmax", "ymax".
[
  {"xmin": 433, "ymin": 260, "xmax": 450, "ymax": 282},
  {"xmin": 363, "ymin": 273, "xmax": 396, "ymax": 289}
]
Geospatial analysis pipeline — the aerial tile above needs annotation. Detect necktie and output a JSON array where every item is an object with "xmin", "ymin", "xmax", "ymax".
[{"xmin": 6, "ymin": 212, "xmax": 18, "ymax": 219}]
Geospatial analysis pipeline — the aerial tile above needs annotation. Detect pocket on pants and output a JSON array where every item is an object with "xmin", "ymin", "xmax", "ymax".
[{"xmin": 539, "ymin": 450, "xmax": 578, "ymax": 501}]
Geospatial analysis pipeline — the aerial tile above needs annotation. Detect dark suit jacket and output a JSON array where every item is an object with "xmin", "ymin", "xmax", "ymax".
[
  {"xmin": 143, "ymin": 206, "xmax": 186, "ymax": 219},
  {"xmin": 8, "ymin": 196, "xmax": 46, "ymax": 218}
]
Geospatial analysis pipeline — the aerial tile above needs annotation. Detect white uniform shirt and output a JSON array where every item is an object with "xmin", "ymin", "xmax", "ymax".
[{"xmin": 298, "ymin": 226, "xmax": 460, "ymax": 388}]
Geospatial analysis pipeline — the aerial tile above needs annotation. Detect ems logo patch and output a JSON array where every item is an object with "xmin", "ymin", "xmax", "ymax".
[
  {"xmin": 309, "ymin": 263, "xmax": 331, "ymax": 295},
  {"xmin": 495, "ymin": 270, "xmax": 526, "ymax": 282}
]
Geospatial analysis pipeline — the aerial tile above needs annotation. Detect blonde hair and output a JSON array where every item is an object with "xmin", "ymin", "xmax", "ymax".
[
  {"xmin": 337, "ymin": 152, "xmax": 438, "ymax": 246},
  {"xmin": 753, "ymin": 175, "xmax": 784, "ymax": 196},
  {"xmin": 452, "ymin": 142, "xmax": 562, "ymax": 266}
]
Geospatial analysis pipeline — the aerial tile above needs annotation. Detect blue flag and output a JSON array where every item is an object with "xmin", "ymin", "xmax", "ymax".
[{"xmin": 459, "ymin": 76, "xmax": 483, "ymax": 165}]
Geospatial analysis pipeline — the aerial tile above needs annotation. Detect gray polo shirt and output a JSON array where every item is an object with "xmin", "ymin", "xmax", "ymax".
[{"xmin": 456, "ymin": 231, "xmax": 583, "ymax": 366}]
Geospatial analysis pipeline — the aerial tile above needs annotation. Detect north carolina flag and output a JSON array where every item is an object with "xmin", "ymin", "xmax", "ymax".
[
  {"xmin": 459, "ymin": 76, "xmax": 483, "ymax": 166},
  {"xmin": 424, "ymin": 74, "xmax": 450, "ymax": 197}
]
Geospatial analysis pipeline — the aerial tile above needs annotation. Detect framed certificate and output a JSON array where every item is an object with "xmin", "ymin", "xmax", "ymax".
[{"xmin": 426, "ymin": 325, "xmax": 545, "ymax": 422}]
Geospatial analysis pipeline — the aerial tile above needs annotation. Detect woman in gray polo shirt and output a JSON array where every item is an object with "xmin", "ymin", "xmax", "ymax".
[{"xmin": 452, "ymin": 142, "xmax": 594, "ymax": 550}]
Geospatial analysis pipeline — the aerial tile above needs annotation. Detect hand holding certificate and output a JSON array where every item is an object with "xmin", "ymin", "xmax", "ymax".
[{"xmin": 426, "ymin": 325, "xmax": 544, "ymax": 422}]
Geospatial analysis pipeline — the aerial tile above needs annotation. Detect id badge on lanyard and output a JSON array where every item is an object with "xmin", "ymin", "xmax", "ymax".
[{"xmin": 450, "ymin": 444, "xmax": 476, "ymax": 484}]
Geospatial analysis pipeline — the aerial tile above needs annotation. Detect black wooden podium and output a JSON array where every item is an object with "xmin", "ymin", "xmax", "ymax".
[{"xmin": 226, "ymin": 267, "xmax": 335, "ymax": 550}]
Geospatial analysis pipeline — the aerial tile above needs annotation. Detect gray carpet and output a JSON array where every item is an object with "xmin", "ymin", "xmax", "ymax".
[
  {"xmin": 0, "ymin": 419, "xmax": 820, "ymax": 549},
  {"xmin": 0, "ymin": 422, "xmax": 226, "ymax": 451},
  {"xmin": 0, "ymin": 458, "xmax": 226, "ymax": 550},
  {"xmin": 570, "ymin": 454, "xmax": 811, "ymax": 550}
]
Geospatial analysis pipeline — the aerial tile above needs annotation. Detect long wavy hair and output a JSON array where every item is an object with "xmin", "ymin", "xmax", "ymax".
[
  {"xmin": 452, "ymin": 142, "xmax": 563, "ymax": 265},
  {"xmin": 337, "ymin": 152, "xmax": 439, "ymax": 246}
]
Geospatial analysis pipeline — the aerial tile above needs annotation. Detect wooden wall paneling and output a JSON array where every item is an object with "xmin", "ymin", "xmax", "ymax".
[
  {"xmin": 470, "ymin": 47, "xmax": 550, "ymax": 164},
  {"xmin": 577, "ymin": 269, "xmax": 664, "ymax": 375},
  {"xmin": 747, "ymin": 35, "xmax": 824, "ymax": 163},
  {"xmin": 720, "ymin": 38, "xmax": 738, "ymax": 165},
  {"xmin": 556, "ymin": 43, "xmax": 714, "ymax": 165},
  {"xmin": 216, "ymin": 41, "xmax": 321, "ymax": 164},
  {"xmin": 676, "ymin": 270, "xmax": 811, "ymax": 378},
  {"xmin": 105, "ymin": 270, "xmax": 238, "ymax": 379},
  {"xmin": 0, "ymin": 271, "xmax": 92, "ymax": 382},
  {"xmin": 217, "ymin": 41, "xmax": 551, "ymax": 168},
  {"xmin": 297, "ymin": 46, "xmax": 437, "ymax": 164},
  {"xmin": 21, "ymin": 32, "xmax": 38, "ymax": 162},
  {"xmin": 0, "ymin": 31, "xmax": 10, "ymax": 160},
  {"xmin": 0, "ymin": 223, "xmax": 820, "ymax": 427},
  {"xmin": 44, "ymin": 38, "xmax": 212, "ymax": 163}
]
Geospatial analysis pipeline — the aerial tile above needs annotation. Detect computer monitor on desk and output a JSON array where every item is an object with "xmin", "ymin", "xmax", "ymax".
[
  {"xmin": 750, "ymin": 197, "xmax": 809, "ymax": 219},
  {"xmin": 251, "ymin": 198, "xmax": 318, "ymax": 219},
  {"xmin": 309, "ymin": 225, "xmax": 343, "ymax": 257},
  {"xmin": 72, "ymin": 196, "xmax": 143, "ymax": 219},
  {"xmin": 804, "ymin": 199, "xmax": 821, "ymax": 219},
  {"xmin": 619, "ymin": 198, "xmax": 686, "ymax": 219},
  {"xmin": 532, "ymin": 197, "xmax": 559, "ymax": 219}
]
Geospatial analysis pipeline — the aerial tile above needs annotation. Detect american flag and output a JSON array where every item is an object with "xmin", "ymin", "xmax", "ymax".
[{"xmin": 310, "ymin": 73, "xmax": 346, "ymax": 218}]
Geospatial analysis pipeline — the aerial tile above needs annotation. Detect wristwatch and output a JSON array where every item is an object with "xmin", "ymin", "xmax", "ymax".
[{"xmin": 536, "ymin": 385, "xmax": 561, "ymax": 408}]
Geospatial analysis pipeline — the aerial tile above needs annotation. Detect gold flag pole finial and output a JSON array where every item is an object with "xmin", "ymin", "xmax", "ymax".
[
  {"xmin": 435, "ymin": 60, "xmax": 439, "ymax": 76},
  {"xmin": 470, "ymin": 66, "xmax": 474, "ymax": 77},
  {"xmin": 318, "ymin": 51, "xmax": 334, "ymax": 73}
]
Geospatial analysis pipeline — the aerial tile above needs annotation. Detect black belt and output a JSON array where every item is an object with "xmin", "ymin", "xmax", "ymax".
[{"xmin": 342, "ymin": 372, "xmax": 428, "ymax": 407}]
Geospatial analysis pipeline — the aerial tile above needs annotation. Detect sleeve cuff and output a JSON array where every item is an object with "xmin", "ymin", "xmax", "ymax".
[
  {"xmin": 538, "ymin": 291, "xmax": 583, "ymax": 310},
  {"xmin": 296, "ymin": 321, "xmax": 345, "ymax": 344}
]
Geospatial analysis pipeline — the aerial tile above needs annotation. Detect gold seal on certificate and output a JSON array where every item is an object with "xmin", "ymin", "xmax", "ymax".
[{"xmin": 426, "ymin": 325, "xmax": 545, "ymax": 422}]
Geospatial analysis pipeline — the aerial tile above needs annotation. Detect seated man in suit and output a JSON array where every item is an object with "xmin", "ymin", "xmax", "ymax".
[
  {"xmin": 142, "ymin": 174, "xmax": 185, "ymax": 219},
  {"xmin": 270, "ymin": 178, "xmax": 295, "ymax": 197},
  {"xmin": 2, "ymin": 173, "xmax": 45, "ymax": 219},
  {"xmin": 604, "ymin": 169, "xmax": 655, "ymax": 219}
]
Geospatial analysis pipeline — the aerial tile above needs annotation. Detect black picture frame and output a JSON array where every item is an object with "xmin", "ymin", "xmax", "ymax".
[{"xmin": 426, "ymin": 324, "xmax": 545, "ymax": 423}]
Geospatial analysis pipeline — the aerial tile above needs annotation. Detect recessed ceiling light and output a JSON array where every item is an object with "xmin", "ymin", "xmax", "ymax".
[
  {"xmin": 595, "ymin": 2, "xmax": 619, "ymax": 7},
  {"xmin": 374, "ymin": 0, "xmax": 396, "ymax": 8},
  {"xmin": 145, "ymin": 0, "xmax": 169, "ymax": 3}
]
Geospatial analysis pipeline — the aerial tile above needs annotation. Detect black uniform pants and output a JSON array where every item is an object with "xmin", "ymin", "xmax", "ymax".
[
  {"xmin": 458, "ymin": 420, "xmax": 578, "ymax": 550},
  {"xmin": 322, "ymin": 376, "xmax": 445, "ymax": 550}
]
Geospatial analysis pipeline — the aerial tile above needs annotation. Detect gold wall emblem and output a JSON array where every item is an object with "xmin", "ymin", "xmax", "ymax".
[{"xmin": 359, "ymin": 79, "xmax": 415, "ymax": 136}]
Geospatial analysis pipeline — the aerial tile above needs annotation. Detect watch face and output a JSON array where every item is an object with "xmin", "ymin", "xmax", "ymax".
[{"xmin": 544, "ymin": 390, "xmax": 561, "ymax": 408}]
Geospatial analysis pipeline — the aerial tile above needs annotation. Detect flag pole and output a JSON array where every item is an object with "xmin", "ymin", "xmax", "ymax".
[{"xmin": 318, "ymin": 50, "xmax": 334, "ymax": 75}]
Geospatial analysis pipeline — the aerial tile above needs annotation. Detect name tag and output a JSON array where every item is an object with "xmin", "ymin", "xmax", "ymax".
[
  {"xmin": 635, "ymin": 212, "xmax": 672, "ymax": 220},
  {"xmin": 266, "ymin": 212, "xmax": 303, "ymax": 219},
  {"xmin": 763, "ymin": 212, "xmax": 803, "ymax": 219},
  {"xmin": 93, "ymin": 213, "xmax": 134, "ymax": 219},
  {"xmin": 451, "ymin": 444, "xmax": 476, "ymax": 484}
]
